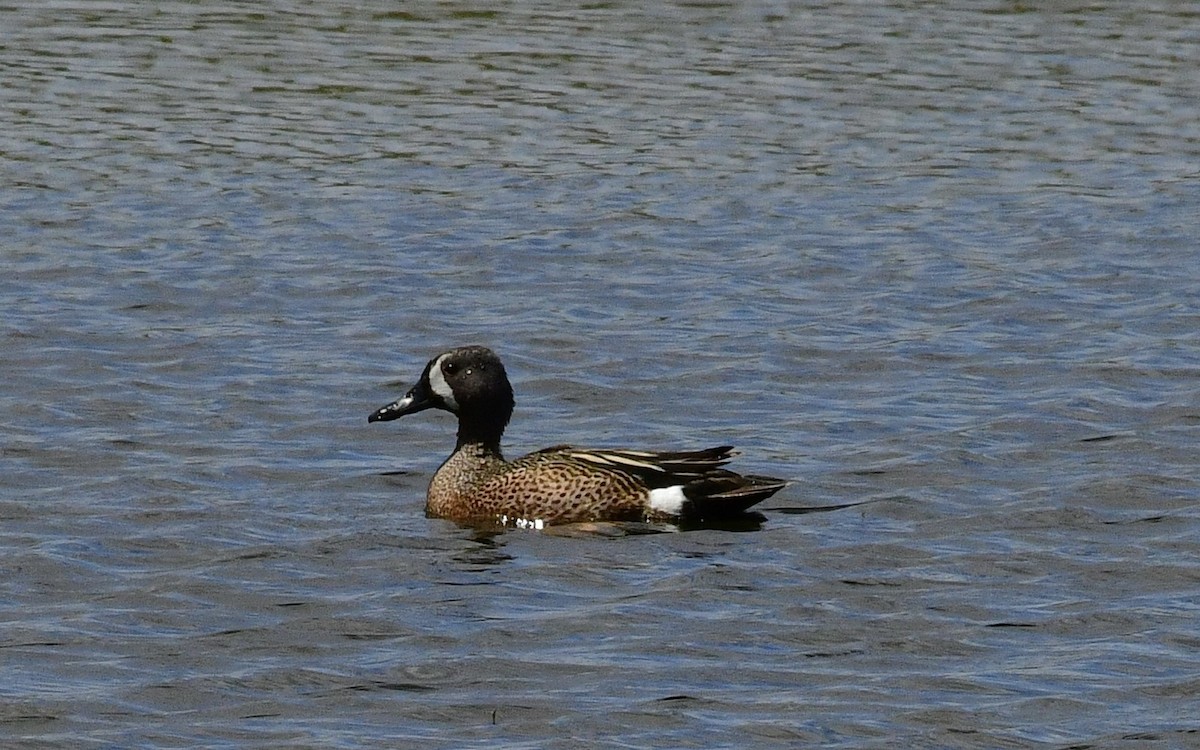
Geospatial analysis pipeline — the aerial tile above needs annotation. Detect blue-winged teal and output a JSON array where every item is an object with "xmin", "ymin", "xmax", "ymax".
[{"xmin": 368, "ymin": 346, "xmax": 787, "ymax": 527}]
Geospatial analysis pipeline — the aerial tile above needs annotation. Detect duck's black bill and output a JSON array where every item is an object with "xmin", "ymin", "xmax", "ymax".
[{"xmin": 368, "ymin": 386, "xmax": 433, "ymax": 423}]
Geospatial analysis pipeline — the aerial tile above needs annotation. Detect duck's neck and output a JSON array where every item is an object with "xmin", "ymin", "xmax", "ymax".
[
  {"xmin": 449, "ymin": 441, "xmax": 506, "ymax": 472},
  {"xmin": 454, "ymin": 417, "xmax": 507, "ymax": 457}
]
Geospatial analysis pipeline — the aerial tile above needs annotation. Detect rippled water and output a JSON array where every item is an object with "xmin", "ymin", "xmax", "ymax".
[{"xmin": 3, "ymin": 2, "xmax": 1199, "ymax": 747}]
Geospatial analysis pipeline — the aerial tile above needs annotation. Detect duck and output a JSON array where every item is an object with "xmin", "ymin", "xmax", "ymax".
[{"xmin": 368, "ymin": 345, "xmax": 786, "ymax": 528}]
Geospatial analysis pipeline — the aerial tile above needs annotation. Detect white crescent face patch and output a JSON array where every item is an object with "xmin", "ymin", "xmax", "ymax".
[{"xmin": 428, "ymin": 353, "xmax": 458, "ymax": 410}]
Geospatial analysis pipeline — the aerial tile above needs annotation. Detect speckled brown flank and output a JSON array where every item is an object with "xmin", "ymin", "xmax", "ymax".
[{"xmin": 427, "ymin": 446, "xmax": 653, "ymax": 524}]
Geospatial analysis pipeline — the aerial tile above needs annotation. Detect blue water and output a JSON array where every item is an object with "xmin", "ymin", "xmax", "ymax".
[{"xmin": 3, "ymin": 2, "xmax": 1199, "ymax": 747}]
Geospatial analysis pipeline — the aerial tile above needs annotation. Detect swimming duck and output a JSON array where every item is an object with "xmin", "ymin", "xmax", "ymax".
[{"xmin": 369, "ymin": 346, "xmax": 786, "ymax": 527}]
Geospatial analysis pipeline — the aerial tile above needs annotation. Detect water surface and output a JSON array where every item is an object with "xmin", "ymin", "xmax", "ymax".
[{"xmin": 3, "ymin": 2, "xmax": 1199, "ymax": 748}]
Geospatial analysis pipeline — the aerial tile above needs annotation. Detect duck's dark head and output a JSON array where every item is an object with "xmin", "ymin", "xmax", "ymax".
[{"xmin": 369, "ymin": 346, "xmax": 514, "ymax": 441}]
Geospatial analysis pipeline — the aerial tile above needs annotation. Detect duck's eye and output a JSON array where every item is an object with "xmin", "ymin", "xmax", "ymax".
[{"xmin": 443, "ymin": 361, "xmax": 457, "ymax": 374}]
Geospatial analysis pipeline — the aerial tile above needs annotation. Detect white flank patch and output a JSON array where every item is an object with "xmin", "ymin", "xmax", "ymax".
[
  {"xmin": 648, "ymin": 485, "xmax": 687, "ymax": 516},
  {"xmin": 428, "ymin": 353, "xmax": 458, "ymax": 409}
]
